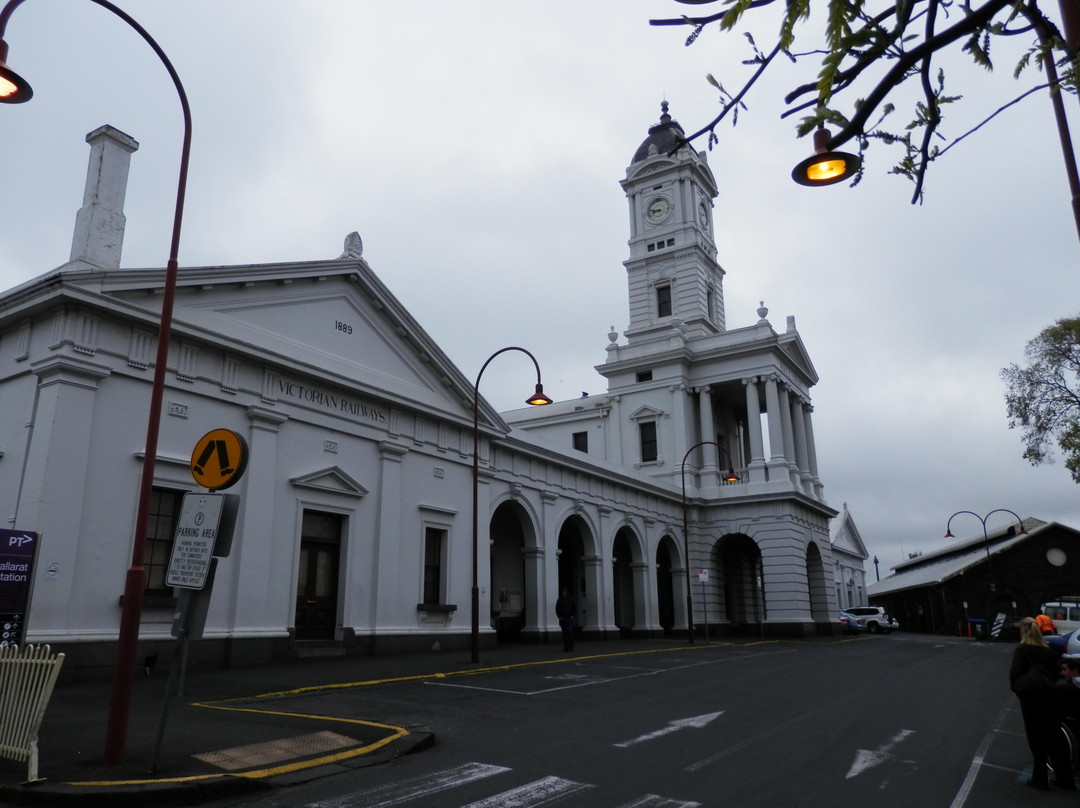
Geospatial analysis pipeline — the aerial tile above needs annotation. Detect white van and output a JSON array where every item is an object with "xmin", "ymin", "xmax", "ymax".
[{"xmin": 1041, "ymin": 599, "xmax": 1080, "ymax": 633}]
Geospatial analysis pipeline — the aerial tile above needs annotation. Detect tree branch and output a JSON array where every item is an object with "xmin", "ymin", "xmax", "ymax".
[
  {"xmin": 910, "ymin": 0, "xmax": 943, "ymax": 202},
  {"xmin": 676, "ymin": 39, "xmax": 785, "ymax": 146}
]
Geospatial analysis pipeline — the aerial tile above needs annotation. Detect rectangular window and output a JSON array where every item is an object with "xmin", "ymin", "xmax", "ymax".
[
  {"xmin": 640, "ymin": 421, "xmax": 658, "ymax": 463},
  {"xmin": 657, "ymin": 284, "xmax": 672, "ymax": 318},
  {"xmin": 636, "ymin": 370, "xmax": 653, "ymax": 383},
  {"xmin": 423, "ymin": 527, "xmax": 446, "ymax": 605},
  {"xmin": 145, "ymin": 488, "xmax": 183, "ymax": 596},
  {"xmin": 572, "ymin": 431, "xmax": 588, "ymax": 453}
]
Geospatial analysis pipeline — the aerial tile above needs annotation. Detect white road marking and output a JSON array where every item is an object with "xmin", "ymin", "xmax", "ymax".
[
  {"xmin": 845, "ymin": 729, "xmax": 916, "ymax": 778},
  {"xmin": 425, "ymin": 650, "xmax": 791, "ymax": 696},
  {"xmin": 615, "ymin": 796, "xmax": 702, "ymax": 807},
  {"xmin": 456, "ymin": 775, "xmax": 593, "ymax": 807},
  {"xmin": 615, "ymin": 712, "xmax": 725, "ymax": 748},
  {"xmin": 948, "ymin": 699, "xmax": 1014, "ymax": 808},
  {"xmin": 307, "ymin": 762, "xmax": 509, "ymax": 808}
]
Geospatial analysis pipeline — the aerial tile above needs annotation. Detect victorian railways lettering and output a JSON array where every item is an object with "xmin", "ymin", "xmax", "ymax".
[{"xmin": 276, "ymin": 379, "xmax": 388, "ymax": 425}]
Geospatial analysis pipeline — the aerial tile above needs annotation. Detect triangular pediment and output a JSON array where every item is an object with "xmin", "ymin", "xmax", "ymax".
[
  {"xmin": 628, "ymin": 404, "xmax": 665, "ymax": 421},
  {"xmin": 53, "ymin": 253, "xmax": 508, "ymax": 430},
  {"xmin": 290, "ymin": 466, "xmax": 369, "ymax": 497},
  {"xmin": 830, "ymin": 505, "xmax": 869, "ymax": 560},
  {"xmin": 776, "ymin": 331, "xmax": 819, "ymax": 385}
]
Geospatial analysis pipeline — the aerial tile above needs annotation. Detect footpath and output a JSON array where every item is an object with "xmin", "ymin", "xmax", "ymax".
[{"xmin": 0, "ymin": 637, "xmax": 701, "ymax": 807}]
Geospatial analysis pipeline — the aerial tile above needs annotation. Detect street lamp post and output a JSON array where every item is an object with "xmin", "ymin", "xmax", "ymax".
[
  {"xmin": 679, "ymin": 441, "xmax": 739, "ymax": 644},
  {"xmin": 471, "ymin": 347, "xmax": 551, "ymax": 663},
  {"xmin": 944, "ymin": 509, "xmax": 1026, "ymax": 608},
  {"xmin": 944, "ymin": 508, "xmax": 1027, "ymax": 560},
  {"xmin": 0, "ymin": 0, "xmax": 191, "ymax": 764}
]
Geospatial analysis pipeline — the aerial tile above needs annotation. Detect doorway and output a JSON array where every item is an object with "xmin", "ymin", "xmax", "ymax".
[{"xmin": 294, "ymin": 510, "xmax": 343, "ymax": 641}]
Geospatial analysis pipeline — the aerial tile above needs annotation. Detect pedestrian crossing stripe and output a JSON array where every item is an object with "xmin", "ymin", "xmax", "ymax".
[{"xmin": 305, "ymin": 762, "xmax": 701, "ymax": 808}]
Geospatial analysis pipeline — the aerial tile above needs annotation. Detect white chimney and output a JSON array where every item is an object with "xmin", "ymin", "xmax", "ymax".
[{"xmin": 69, "ymin": 125, "xmax": 139, "ymax": 269}]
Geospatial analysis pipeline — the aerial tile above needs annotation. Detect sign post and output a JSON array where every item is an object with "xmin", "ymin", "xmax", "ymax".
[
  {"xmin": 151, "ymin": 431, "xmax": 246, "ymax": 772},
  {"xmin": 698, "ymin": 569, "xmax": 709, "ymax": 642}
]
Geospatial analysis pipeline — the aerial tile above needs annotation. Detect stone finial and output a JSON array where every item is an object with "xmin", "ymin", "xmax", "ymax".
[
  {"xmin": 756, "ymin": 301, "xmax": 769, "ymax": 323},
  {"xmin": 339, "ymin": 232, "xmax": 363, "ymax": 259}
]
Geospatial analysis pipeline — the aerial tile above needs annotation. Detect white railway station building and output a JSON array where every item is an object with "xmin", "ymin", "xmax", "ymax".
[{"xmin": 0, "ymin": 107, "xmax": 840, "ymax": 672}]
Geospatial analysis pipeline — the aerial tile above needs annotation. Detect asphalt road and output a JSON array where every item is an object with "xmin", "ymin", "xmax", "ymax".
[{"xmin": 213, "ymin": 633, "xmax": 1048, "ymax": 808}]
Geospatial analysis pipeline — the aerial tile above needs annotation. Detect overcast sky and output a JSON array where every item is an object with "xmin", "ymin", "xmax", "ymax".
[{"xmin": 1, "ymin": 1, "xmax": 1077, "ymax": 578}]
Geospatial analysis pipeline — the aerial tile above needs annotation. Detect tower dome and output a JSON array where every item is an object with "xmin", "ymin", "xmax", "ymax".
[{"xmin": 631, "ymin": 101, "xmax": 686, "ymax": 164}]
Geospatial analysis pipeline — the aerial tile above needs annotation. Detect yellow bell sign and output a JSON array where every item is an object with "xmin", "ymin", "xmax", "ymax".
[{"xmin": 190, "ymin": 429, "xmax": 249, "ymax": 490}]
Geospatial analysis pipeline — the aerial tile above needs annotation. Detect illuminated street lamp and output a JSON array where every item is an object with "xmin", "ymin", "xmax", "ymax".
[
  {"xmin": 680, "ymin": 441, "xmax": 739, "ymax": 644},
  {"xmin": 791, "ymin": 127, "xmax": 861, "ymax": 187},
  {"xmin": 0, "ymin": 0, "xmax": 192, "ymax": 764},
  {"xmin": 471, "ymin": 347, "xmax": 551, "ymax": 663}
]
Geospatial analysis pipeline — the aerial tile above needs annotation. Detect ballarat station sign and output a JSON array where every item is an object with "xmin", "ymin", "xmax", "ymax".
[{"xmin": 0, "ymin": 529, "xmax": 39, "ymax": 646}]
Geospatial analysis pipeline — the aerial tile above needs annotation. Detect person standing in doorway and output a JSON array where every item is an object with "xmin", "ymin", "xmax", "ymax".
[{"xmin": 556, "ymin": 587, "xmax": 576, "ymax": 652}]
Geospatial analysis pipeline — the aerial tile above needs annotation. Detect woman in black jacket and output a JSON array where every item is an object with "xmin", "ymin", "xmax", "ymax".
[{"xmin": 1010, "ymin": 616, "xmax": 1076, "ymax": 790}]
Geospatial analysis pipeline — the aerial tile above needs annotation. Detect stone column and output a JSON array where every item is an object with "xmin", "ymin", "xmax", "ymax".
[
  {"xmin": 229, "ymin": 406, "xmax": 289, "ymax": 633},
  {"xmin": 764, "ymin": 375, "xmax": 787, "ymax": 479},
  {"xmin": 632, "ymin": 560, "xmax": 651, "ymax": 634},
  {"xmin": 777, "ymin": 384, "xmax": 799, "ymax": 485},
  {"xmin": 540, "ymin": 491, "xmax": 560, "ymax": 635},
  {"xmin": 595, "ymin": 506, "xmax": 613, "ymax": 628},
  {"xmin": 584, "ymin": 553, "xmax": 604, "ymax": 636},
  {"xmin": 19, "ymin": 356, "xmax": 110, "ymax": 634},
  {"xmin": 803, "ymin": 405, "xmax": 824, "ymax": 498},
  {"xmin": 743, "ymin": 377, "xmax": 767, "ymax": 483},
  {"xmin": 791, "ymin": 397, "xmax": 814, "ymax": 495},
  {"xmin": 696, "ymin": 386, "xmax": 718, "ymax": 488},
  {"xmin": 372, "ymin": 441, "xmax": 409, "ymax": 631},
  {"xmin": 522, "ymin": 545, "xmax": 545, "ymax": 635}
]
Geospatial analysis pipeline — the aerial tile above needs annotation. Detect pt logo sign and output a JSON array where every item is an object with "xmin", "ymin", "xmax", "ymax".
[{"xmin": 190, "ymin": 428, "xmax": 249, "ymax": 490}]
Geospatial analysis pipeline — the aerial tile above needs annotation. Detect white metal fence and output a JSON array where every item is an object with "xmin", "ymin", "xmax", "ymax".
[{"xmin": 0, "ymin": 644, "xmax": 65, "ymax": 782}]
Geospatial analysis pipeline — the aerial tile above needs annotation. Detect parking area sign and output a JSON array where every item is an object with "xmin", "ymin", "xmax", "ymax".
[{"xmin": 166, "ymin": 494, "xmax": 225, "ymax": 590}]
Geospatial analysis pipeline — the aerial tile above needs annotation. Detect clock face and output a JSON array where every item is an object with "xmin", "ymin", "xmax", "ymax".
[
  {"xmin": 645, "ymin": 196, "xmax": 671, "ymax": 224},
  {"xmin": 698, "ymin": 201, "xmax": 709, "ymax": 226}
]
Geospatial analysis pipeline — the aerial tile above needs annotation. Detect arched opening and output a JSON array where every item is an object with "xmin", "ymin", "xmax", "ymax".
[
  {"xmin": 656, "ymin": 536, "xmax": 679, "ymax": 635},
  {"xmin": 715, "ymin": 533, "xmax": 763, "ymax": 636},
  {"xmin": 489, "ymin": 501, "xmax": 530, "ymax": 642},
  {"xmin": 558, "ymin": 518, "xmax": 588, "ymax": 634},
  {"xmin": 613, "ymin": 528, "xmax": 636, "ymax": 635}
]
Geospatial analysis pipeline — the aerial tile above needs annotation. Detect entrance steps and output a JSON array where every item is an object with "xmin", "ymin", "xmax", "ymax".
[{"xmin": 292, "ymin": 642, "xmax": 346, "ymax": 659}]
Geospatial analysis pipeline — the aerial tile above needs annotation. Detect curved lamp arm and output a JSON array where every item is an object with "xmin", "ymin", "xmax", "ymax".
[
  {"xmin": 944, "ymin": 509, "xmax": 1026, "ymax": 539},
  {"xmin": 470, "ymin": 346, "xmax": 550, "ymax": 663}
]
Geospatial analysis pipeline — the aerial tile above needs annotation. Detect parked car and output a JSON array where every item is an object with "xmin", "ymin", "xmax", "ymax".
[
  {"xmin": 838, "ymin": 610, "xmax": 859, "ymax": 634},
  {"xmin": 1049, "ymin": 630, "xmax": 1075, "ymax": 653},
  {"xmin": 843, "ymin": 606, "xmax": 898, "ymax": 633},
  {"xmin": 1042, "ymin": 600, "xmax": 1080, "ymax": 634}
]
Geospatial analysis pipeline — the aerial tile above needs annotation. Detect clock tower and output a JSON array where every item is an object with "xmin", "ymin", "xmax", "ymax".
[{"xmin": 620, "ymin": 102, "xmax": 725, "ymax": 344}]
